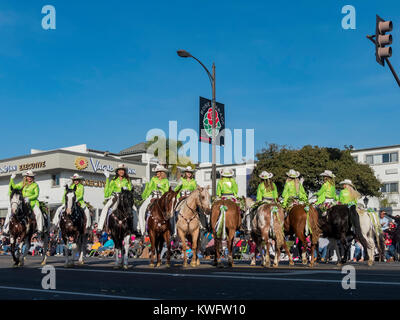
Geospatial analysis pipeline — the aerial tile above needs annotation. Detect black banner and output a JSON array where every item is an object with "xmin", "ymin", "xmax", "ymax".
[{"xmin": 199, "ymin": 96, "xmax": 225, "ymax": 146}]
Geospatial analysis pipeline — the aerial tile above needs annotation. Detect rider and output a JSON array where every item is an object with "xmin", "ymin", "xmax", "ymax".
[
  {"xmin": 256, "ymin": 171, "xmax": 278, "ymax": 203},
  {"xmin": 52, "ymin": 173, "xmax": 92, "ymax": 230},
  {"xmin": 97, "ymin": 164, "xmax": 132, "ymax": 232},
  {"xmin": 138, "ymin": 164, "xmax": 170, "ymax": 235},
  {"xmin": 217, "ymin": 168, "xmax": 238, "ymax": 200},
  {"xmin": 315, "ymin": 170, "xmax": 338, "ymax": 210},
  {"xmin": 338, "ymin": 179, "xmax": 360, "ymax": 207},
  {"xmin": 4, "ymin": 170, "xmax": 44, "ymax": 236},
  {"xmin": 281, "ymin": 169, "xmax": 308, "ymax": 209}
]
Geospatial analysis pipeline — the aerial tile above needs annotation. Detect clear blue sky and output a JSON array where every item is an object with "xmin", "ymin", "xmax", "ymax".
[{"xmin": 0, "ymin": 0, "xmax": 399, "ymax": 161}]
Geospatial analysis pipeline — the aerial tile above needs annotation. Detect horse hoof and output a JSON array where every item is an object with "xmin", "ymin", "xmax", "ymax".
[
  {"xmin": 302, "ymin": 260, "xmax": 308, "ymax": 265},
  {"xmin": 183, "ymin": 262, "xmax": 188, "ymax": 268},
  {"xmin": 196, "ymin": 259, "xmax": 200, "ymax": 266},
  {"xmin": 212, "ymin": 261, "xmax": 217, "ymax": 267},
  {"xmin": 273, "ymin": 264, "xmax": 278, "ymax": 268},
  {"xmin": 41, "ymin": 260, "xmax": 47, "ymax": 266},
  {"xmin": 149, "ymin": 263, "xmax": 155, "ymax": 268},
  {"xmin": 166, "ymin": 263, "xmax": 171, "ymax": 268},
  {"xmin": 113, "ymin": 266, "xmax": 120, "ymax": 270},
  {"xmin": 368, "ymin": 261, "xmax": 373, "ymax": 267},
  {"xmin": 289, "ymin": 261, "xmax": 294, "ymax": 266},
  {"xmin": 250, "ymin": 261, "xmax": 256, "ymax": 266},
  {"xmin": 123, "ymin": 265, "xmax": 128, "ymax": 270},
  {"xmin": 217, "ymin": 262, "xmax": 224, "ymax": 268},
  {"xmin": 156, "ymin": 263, "xmax": 161, "ymax": 268},
  {"xmin": 78, "ymin": 261, "xmax": 84, "ymax": 266}
]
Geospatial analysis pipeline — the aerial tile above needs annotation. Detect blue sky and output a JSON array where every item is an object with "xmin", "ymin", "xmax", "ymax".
[{"xmin": 0, "ymin": 0, "xmax": 399, "ymax": 161}]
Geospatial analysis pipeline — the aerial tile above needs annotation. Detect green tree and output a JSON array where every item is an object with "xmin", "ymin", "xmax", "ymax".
[{"xmin": 249, "ymin": 144, "xmax": 381, "ymax": 197}]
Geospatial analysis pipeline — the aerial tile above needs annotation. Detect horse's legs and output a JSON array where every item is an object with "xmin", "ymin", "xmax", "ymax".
[
  {"xmin": 114, "ymin": 247, "xmax": 120, "ymax": 268},
  {"xmin": 149, "ymin": 231, "xmax": 156, "ymax": 267},
  {"xmin": 250, "ymin": 233, "xmax": 259, "ymax": 266},
  {"xmin": 215, "ymin": 238, "xmax": 223, "ymax": 268},
  {"xmin": 163, "ymin": 230, "xmax": 171, "ymax": 268},
  {"xmin": 41, "ymin": 231, "xmax": 49, "ymax": 266},
  {"xmin": 123, "ymin": 235, "xmax": 130, "ymax": 269},
  {"xmin": 178, "ymin": 228, "xmax": 188, "ymax": 267},
  {"xmin": 297, "ymin": 234, "xmax": 308, "ymax": 265},
  {"xmin": 227, "ymin": 228, "xmax": 236, "ymax": 267},
  {"xmin": 263, "ymin": 232, "xmax": 271, "ymax": 268},
  {"xmin": 191, "ymin": 226, "xmax": 200, "ymax": 267},
  {"xmin": 10, "ymin": 236, "xmax": 18, "ymax": 266},
  {"xmin": 18, "ymin": 241, "xmax": 25, "ymax": 267},
  {"xmin": 156, "ymin": 236, "xmax": 164, "ymax": 268},
  {"xmin": 330, "ymin": 238, "xmax": 342, "ymax": 266}
]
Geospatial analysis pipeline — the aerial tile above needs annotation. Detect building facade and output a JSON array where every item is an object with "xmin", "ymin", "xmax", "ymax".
[{"xmin": 351, "ymin": 144, "xmax": 400, "ymax": 215}]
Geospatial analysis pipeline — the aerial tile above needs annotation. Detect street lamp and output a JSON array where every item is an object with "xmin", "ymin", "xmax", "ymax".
[
  {"xmin": 363, "ymin": 196, "xmax": 369, "ymax": 208},
  {"xmin": 177, "ymin": 49, "xmax": 217, "ymax": 198}
]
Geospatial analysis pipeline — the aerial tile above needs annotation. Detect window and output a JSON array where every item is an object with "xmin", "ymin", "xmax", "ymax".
[
  {"xmin": 366, "ymin": 152, "xmax": 398, "ymax": 165},
  {"xmin": 352, "ymin": 156, "xmax": 358, "ymax": 162},
  {"xmin": 381, "ymin": 182, "xmax": 399, "ymax": 193},
  {"xmin": 51, "ymin": 174, "xmax": 60, "ymax": 187},
  {"xmin": 204, "ymin": 171, "xmax": 211, "ymax": 181}
]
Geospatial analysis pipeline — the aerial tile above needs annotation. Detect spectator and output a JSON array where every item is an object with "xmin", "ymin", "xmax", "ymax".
[
  {"xmin": 89, "ymin": 236, "xmax": 102, "ymax": 257},
  {"xmin": 380, "ymin": 210, "xmax": 390, "ymax": 232},
  {"xmin": 351, "ymin": 240, "xmax": 364, "ymax": 262},
  {"xmin": 318, "ymin": 237, "xmax": 329, "ymax": 262},
  {"xmin": 98, "ymin": 235, "xmax": 114, "ymax": 256}
]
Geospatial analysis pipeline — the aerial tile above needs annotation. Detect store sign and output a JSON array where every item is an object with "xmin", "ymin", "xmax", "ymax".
[
  {"xmin": 0, "ymin": 164, "xmax": 18, "ymax": 174},
  {"xmin": 82, "ymin": 179, "xmax": 106, "ymax": 188},
  {"xmin": 89, "ymin": 158, "xmax": 136, "ymax": 175},
  {"xmin": 19, "ymin": 161, "xmax": 46, "ymax": 171}
]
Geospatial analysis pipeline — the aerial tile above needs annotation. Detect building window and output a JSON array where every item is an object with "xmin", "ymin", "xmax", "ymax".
[
  {"xmin": 51, "ymin": 174, "xmax": 60, "ymax": 187},
  {"xmin": 204, "ymin": 171, "xmax": 211, "ymax": 181},
  {"xmin": 366, "ymin": 152, "xmax": 398, "ymax": 165},
  {"xmin": 352, "ymin": 156, "xmax": 358, "ymax": 162},
  {"xmin": 381, "ymin": 182, "xmax": 399, "ymax": 193}
]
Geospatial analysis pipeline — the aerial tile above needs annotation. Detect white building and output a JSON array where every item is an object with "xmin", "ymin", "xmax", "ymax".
[{"xmin": 351, "ymin": 144, "xmax": 400, "ymax": 215}]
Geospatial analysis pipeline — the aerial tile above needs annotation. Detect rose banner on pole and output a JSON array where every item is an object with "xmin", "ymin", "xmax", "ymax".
[{"xmin": 199, "ymin": 96, "xmax": 225, "ymax": 146}]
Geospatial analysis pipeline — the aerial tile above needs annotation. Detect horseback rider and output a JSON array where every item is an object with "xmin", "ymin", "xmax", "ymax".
[
  {"xmin": 97, "ymin": 164, "xmax": 133, "ymax": 232},
  {"xmin": 315, "ymin": 170, "xmax": 338, "ymax": 210},
  {"xmin": 281, "ymin": 169, "xmax": 308, "ymax": 209},
  {"xmin": 52, "ymin": 173, "xmax": 92, "ymax": 231},
  {"xmin": 4, "ymin": 170, "xmax": 44, "ymax": 236},
  {"xmin": 338, "ymin": 179, "xmax": 360, "ymax": 207},
  {"xmin": 138, "ymin": 164, "xmax": 170, "ymax": 236},
  {"xmin": 217, "ymin": 168, "xmax": 238, "ymax": 200}
]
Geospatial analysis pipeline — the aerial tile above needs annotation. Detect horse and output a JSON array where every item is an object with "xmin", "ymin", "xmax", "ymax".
[
  {"xmin": 175, "ymin": 186, "xmax": 212, "ymax": 267},
  {"xmin": 106, "ymin": 188, "xmax": 135, "ymax": 270},
  {"xmin": 284, "ymin": 204, "xmax": 321, "ymax": 267},
  {"xmin": 317, "ymin": 204, "xmax": 372, "ymax": 265},
  {"xmin": 147, "ymin": 187, "xmax": 179, "ymax": 267},
  {"xmin": 59, "ymin": 186, "xmax": 88, "ymax": 267},
  {"xmin": 211, "ymin": 197, "xmax": 241, "ymax": 268},
  {"xmin": 250, "ymin": 202, "xmax": 294, "ymax": 267}
]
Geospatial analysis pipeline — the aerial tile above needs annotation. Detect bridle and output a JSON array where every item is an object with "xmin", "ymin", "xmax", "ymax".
[{"xmin": 178, "ymin": 189, "xmax": 208, "ymax": 227}]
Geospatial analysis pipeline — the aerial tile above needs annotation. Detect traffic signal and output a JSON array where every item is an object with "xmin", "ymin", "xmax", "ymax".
[{"xmin": 375, "ymin": 15, "xmax": 393, "ymax": 66}]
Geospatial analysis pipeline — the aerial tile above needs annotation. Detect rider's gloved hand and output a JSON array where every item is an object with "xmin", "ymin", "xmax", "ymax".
[
  {"xmin": 104, "ymin": 170, "xmax": 110, "ymax": 178},
  {"xmin": 24, "ymin": 197, "xmax": 30, "ymax": 204},
  {"xmin": 157, "ymin": 184, "xmax": 161, "ymax": 188},
  {"xmin": 11, "ymin": 173, "xmax": 17, "ymax": 180}
]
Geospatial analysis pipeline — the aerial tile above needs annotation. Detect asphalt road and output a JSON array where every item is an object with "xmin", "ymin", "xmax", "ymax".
[{"xmin": 0, "ymin": 255, "xmax": 400, "ymax": 300}]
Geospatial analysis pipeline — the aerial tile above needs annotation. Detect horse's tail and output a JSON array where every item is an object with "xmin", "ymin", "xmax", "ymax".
[{"xmin": 349, "ymin": 206, "xmax": 369, "ymax": 250}]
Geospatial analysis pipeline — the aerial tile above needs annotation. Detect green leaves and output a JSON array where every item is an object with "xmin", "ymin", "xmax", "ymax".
[{"xmin": 249, "ymin": 144, "xmax": 381, "ymax": 197}]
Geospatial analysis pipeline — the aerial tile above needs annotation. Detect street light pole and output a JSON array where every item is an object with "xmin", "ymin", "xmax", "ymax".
[{"xmin": 177, "ymin": 50, "xmax": 217, "ymax": 198}]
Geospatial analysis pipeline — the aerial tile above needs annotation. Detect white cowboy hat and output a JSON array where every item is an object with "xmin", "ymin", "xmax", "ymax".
[
  {"xmin": 152, "ymin": 164, "xmax": 168, "ymax": 173},
  {"xmin": 320, "ymin": 170, "xmax": 335, "ymax": 178},
  {"xmin": 115, "ymin": 164, "xmax": 128, "ymax": 173},
  {"xmin": 286, "ymin": 169, "xmax": 300, "ymax": 178},
  {"xmin": 221, "ymin": 168, "xmax": 234, "ymax": 177},
  {"xmin": 23, "ymin": 170, "xmax": 35, "ymax": 177},
  {"xmin": 259, "ymin": 171, "xmax": 273, "ymax": 179},
  {"xmin": 340, "ymin": 179, "xmax": 355, "ymax": 188},
  {"xmin": 183, "ymin": 166, "xmax": 195, "ymax": 173},
  {"xmin": 70, "ymin": 173, "xmax": 83, "ymax": 180}
]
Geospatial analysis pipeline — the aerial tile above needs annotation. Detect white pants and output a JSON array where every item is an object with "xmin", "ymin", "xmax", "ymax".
[
  {"xmin": 4, "ymin": 204, "xmax": 43, "ymax": 233},
  {"xmin": 138, "ymin": 196, "xmax": 153, "ymax": 235},
  {"xmin": 98, "ymin": 196, "xmax": 119, "ymax": 231},
  {"xmin": 52, "ymin": 204, "xmax": 92, "ymax": 229}
]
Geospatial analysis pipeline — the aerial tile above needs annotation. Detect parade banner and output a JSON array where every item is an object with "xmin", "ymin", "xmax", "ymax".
[{"xmin": 199, "ymin": 96, "xmax": 225, "ymax": 146}]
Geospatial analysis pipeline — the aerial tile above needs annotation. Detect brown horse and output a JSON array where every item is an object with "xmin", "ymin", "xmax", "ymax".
[
  {"xmin": 211, "ymin": 199, "xmax": 241, "ymax": 268},
  {"xmin": 148, "ymin": 187, "xmax": 179, "ymax": 268},
  {"xmin": 9, "ymin": 187, "xmax": 38, "ymax": 267},
  {"xmin": 284, "ymin": 204, "xmax": 321, "ymax": 267},
  {"xmin": 59, "ymin": 186, "xmax": 88, "ymax": 267},
  {"xmin": 251, "ymin": 202, "xmax": 294, "ymax": 267},
  {"xmin": 176, "ymin": 186, "xmax": 211, "ymax": 267}
]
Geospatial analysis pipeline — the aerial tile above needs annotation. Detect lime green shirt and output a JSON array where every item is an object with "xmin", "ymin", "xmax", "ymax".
[
  {"xmin": 9, "ymin": 178, "xmax": 39, "ymax": 209},
  {"xmin": 142, "ymin": 176, "xmax": 170, "ymax": 200},
  {"xmin": 339, "ymin": 189, "xmax": 358, "ymax": 205},
  {"xmin": 175, "ymin": 177, "xmax": 197, "ymax": 199},
  {"xmin": 316, "ymin": 181, "xmax": 338, "ymax": 205},
  {"xmin": 62, "ymin": 183, "xmax": 85, "ymax": 207},
  {"xmin": 282, "ymin": 180, "xmax": 307, "ymax": 208},
  {"xmin": 256, "ymin": 182, "xmax": 278, "ymax": 202},
  {"xmin": 104, "ymin": 177, "xmax": 132, "ymax": 199},
  {"xmin": 217, "ymin": 178, "xmax": 238, "ymax": 197}
]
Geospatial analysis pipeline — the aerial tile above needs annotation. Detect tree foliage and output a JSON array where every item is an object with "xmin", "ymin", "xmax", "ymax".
[{"xmin": 249, "ymin": 144, "xmax": 382, "ymax": 198}]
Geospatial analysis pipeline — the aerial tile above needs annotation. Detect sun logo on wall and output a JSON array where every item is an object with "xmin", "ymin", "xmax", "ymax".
[{"xmin": 75, "ymin": 157, "xmax": 88, "ymax": 170}]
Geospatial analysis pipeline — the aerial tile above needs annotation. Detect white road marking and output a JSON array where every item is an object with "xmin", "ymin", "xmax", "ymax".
[
  {"xmin": 52, "ymin": 267, "xmax": 400, "ymax": 286},
  {"xmin": 0, "ymin": 285, "xmax": 156, "ymax": 300}
]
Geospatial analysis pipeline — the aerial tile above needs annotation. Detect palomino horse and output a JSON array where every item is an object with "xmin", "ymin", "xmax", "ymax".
[
  {"xmin": 176, "ymin": 186, "xmax": 212, "ymax": 267},
  {"xmin": 211, "ymin": 198, "xmax": 241, "ymax": 268},
  {"xmin": 106, "ymin": 189, "xmax": 135, "ymax": 270},
  {"xmin": 250, "ymin": 202, "xmax": 294, "ymax": 267},
  {"xmin": 59, "ymin": 186, "xmax": 88, "ymax": 267},
  {"xmin": 284, "ymin": 204, "xmax": 321, "ymax": 267},
  {"xmin": 9, "ymin": 187, "xmax": 48, "ymax": 267},
  {"xmin": 148, "ymin": 187, "xmax": 179, "ymax": 267}
]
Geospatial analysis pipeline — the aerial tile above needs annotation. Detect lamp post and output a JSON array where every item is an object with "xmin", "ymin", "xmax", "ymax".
[{"xmin": 177, "ymin": 49, "xmax": 217, "ymax": 198}]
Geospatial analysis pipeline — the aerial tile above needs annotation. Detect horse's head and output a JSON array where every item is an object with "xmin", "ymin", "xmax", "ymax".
[
  {"xmin": 160, "ymin": 187, "xmax": 179, "ymax": 219},
  {"xmin": 195, "ymin": 186, "xmax": 212, "ymax": 213},
  {"xmin": 118, "ymin": 188, "xmax": 134, "ymax": 212},
  {"xmin": 65, "ymin": 185, "xmax": 76, "ymax": 215},
  {"xmin": 10, "ymin": 187, "xmax": 24, "ymax": 215}
]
